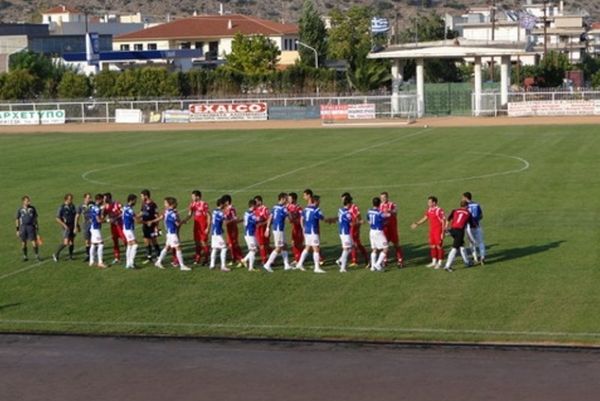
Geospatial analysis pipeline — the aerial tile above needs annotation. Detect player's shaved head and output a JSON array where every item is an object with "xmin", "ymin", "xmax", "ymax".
[{"xmin": 372, "ymin": 197, "xmax": 381, "ymax": 207}]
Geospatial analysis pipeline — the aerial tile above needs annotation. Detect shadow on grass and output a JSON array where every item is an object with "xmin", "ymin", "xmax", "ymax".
[
  {"xmin": 486, "ymin": 240, "xmax": 566, "ymax": 264},
  {"xmin": 0, "ymin": 303, "xmax": 21, "ymax": 311}
]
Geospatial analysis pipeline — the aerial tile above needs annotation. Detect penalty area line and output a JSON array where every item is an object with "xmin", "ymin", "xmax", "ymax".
[{"xmin": 0, "ymin": 319, "xmax": 599, "ymax": 339}]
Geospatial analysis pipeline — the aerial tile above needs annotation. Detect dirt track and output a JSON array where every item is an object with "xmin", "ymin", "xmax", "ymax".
[
  {"xmin": 0, "ymin": 115, "xmax": 598, "ymax": 134},
  {"xmin": 2, "ymin": 335, "xmax": 600, "ymax": 401}
]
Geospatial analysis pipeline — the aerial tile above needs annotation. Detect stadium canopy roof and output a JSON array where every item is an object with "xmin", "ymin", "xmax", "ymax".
[{"xmin": 368, "ymin": 38, "xmax": 535, "ymax": 116}]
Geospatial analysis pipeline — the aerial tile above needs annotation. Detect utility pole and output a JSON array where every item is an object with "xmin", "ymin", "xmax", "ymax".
[
  {"xmin": 490, "ymin": 0, "xmax": 496, "ymax": 81},
  {"xmin": 543, "ymin": 0, "xmax": 548, "ymax": 57}
]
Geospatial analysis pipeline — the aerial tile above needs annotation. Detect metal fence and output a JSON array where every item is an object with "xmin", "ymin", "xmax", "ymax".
[
  {"xmin": 472, "ymin": 90, "xmax": 600, "ymax": 116},
  {"xmin": 0, "ymin": 94, "xmax": 418, "ymax": 124}
]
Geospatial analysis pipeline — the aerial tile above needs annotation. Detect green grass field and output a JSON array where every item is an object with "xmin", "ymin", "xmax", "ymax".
[{"xmin": 0, "ymin": 124, "xmax": 599, "ymax": 344}]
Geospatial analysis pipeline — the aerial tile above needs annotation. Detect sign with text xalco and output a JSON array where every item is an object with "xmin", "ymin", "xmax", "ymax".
[{"xmin": 189, "ymin": 103, "xmax": 268, "ymax": 121}]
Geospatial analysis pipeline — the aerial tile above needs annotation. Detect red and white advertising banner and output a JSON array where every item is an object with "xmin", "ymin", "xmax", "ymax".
[
  {"xmin": 508, "ymin": 100, "xmax": 600, "ymax": 117},
  {"xmin": 189, "ymin": 102, "xmax": 268, "ymax": 121},
  {"xmin": 320, "ymin": 103, "xmax": 376, "ymax": 120}
]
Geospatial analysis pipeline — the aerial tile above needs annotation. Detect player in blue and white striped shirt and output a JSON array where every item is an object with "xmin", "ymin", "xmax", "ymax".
[
  {"xmin": 241, "ymin": 199, "xmax": 260, "ymax": 271},
  {"xmin": 122, "ymin": 194, "xmax": 139, "ymax": 269},
  {"xmin": 297, "ymin": 195, "xmax": 326, "ymax": 273},
  {"xmin": 154, "ymin": 197, "xmax": 190, "ymax": 271},
  {"xmin": 88, "ymin": 194, "xmax": 106, "ymax": 269},
  {"xmin": 264, "ymin": 192, "xmax": 292, "ymax": 272},
  {"xmin": 463, "ymin": 191, "xmax": 486, "ymax": 265},
  {"xmin": 210, "ymin": 197, "xmax": 230, "ymax": 272},
  {"xmin": 367, "ymin": 197, "xmax": 389, "ymax": 272},
  {"xmin": 335, "ymin": 196, "xmax": 354, "ymax": 273}
]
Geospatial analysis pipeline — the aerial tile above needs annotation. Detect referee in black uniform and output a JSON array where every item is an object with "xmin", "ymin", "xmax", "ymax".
[
  {"xmin": 16, "ymin": 195, "xmax": 41, "ymax": 262},
  {"xmin": 53, "ymin": 193, "xmax": 77, "ymax": 262}
]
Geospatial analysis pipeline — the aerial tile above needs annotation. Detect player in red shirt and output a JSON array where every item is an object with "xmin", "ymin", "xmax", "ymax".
[
  {"xmin": 341, "ymin": 192, "xmax": 369, "ymax": 267},
  {"xmin": 103, "ymin": 193, "xmax": 127, "ymax": 264},
  {"xmin": 183, "ymin": 190, "xmax": 211, "ymax": 265},
  {"xmin": 222, "ymin": 194, "xmax": 244, "ymax": 266},
  {"xmin": 411, "ymin": 196, "xmax": 445, "ymax": 269},
  {"xmin": 286, "ymin": 192, "xmax": 304, "ymax": 264},
  {"xmin": 379, "ymin": 192, "xmax": 404, "ymax": 267},
  {"xmin": 253, "ymin": 195, "xmax": 271, "ymax": 264},
  {"xmin": 443, "ymin": 200, "xmax": 473, "ymax": 272}
]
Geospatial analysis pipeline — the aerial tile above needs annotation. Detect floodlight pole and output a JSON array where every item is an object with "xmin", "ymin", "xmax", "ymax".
[{"xmin": 296, "ymin": 40, "xmax": 319, "ymax": 95}]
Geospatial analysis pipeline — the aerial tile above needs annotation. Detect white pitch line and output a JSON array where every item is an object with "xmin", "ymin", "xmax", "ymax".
[
  {"xmin": 231, "ymin": 128, "xmax": 433, "ymax": 194},
  {"xmin": 0, "ymin": 258, "xmax": 52, "ymax": 280},
  {"xmin": 0, "ymin": 319, "xmax": 598, "ymax": 339}
]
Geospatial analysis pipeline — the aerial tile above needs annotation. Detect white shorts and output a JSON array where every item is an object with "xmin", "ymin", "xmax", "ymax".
[
  {"xmin": 124, "ymin": 229, "xmax": 136, "ymax": 242},
  {"xmin": 305, "ymin": 233, "xmax": 320, "ymax": 247},
  {"xmin": 369, "ymin": 230, "xmax": 388, "ymax": 250},
  {"xmin": 340, "ymin": 234, "xmax": 353, "ymax": 249},
  {"xmin": 166, "ymin": 233, "xmax": 180, "ymax": 248},
  {"xmin": 244, "ymin": 235, "xmax": 257, "ymax": 251},
  {"xmin": 273, "ymin": 230, "xmax": 286, "ymax": 248},
  {"xmin": 90, "ymin": 228, "xmax": 103, "ymax": 244},
  {"xmin": 211, "ymin": 234, "xmax": 226, "ymax": 249}
]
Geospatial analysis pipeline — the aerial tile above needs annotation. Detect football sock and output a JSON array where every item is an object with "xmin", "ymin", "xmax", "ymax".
[
  {"xmin": 22, "ymin": 247, "xmax": 28, "ymax": 257},
  {"xmin": 56, "ymin": 244, "xmax": 66, "ymax": 257},
  {"xmin": 146, "ymin": 245, "xmax": 153, "ymax": 259},
  {"xmin": 371, "ymin": 251, "xmax": 377, "ymax": 268},
  {"xmin": 438, "ymin": 248, "xmax": 444, "ymax": 261},
  {"xmin": 247, "ymin": 251, "xmax": 256, "ymax": 269},
  {"xmin": 396, "ymin": 247, "xmax": 404, "ymax": 262},
  {"xmin": 376, "ymin": 251, "xmax": 386, "ymax": 268},
  {"xmin": 282, "ymin": 250, "xmax": 290, "ymax": 267},
  {"xmin": 210, "ymin": 248, "xmax": 217, "ymax": 267},
  {"xmin": 220, "ymin": 248, "xmax": 227, "ymax": 269},
  {"xmin": 340, "ymin": 248, "xmax": 350, "ymax": 269},
  {"xmin": 460, "ymin": 247, "xmax": 469, "ymax": 264},
  {"xmin": 312, "ymin": 252, "xmax": 320, "ymax": 269},
  {"xmin": 89, "ymin": 244, "xmax": 96, "ymax": 265},
  {"xmin": 157, "ymin": 247, "xmax": 168, "ymax": 264},
  {"xmin": 68, "ymin": 244, "xmax": 74, "ymax": 257},
  {"xmin": 154, "ymin": 244, "xmax": 161, "ymax": 257},
  {"xmin": 266, "ymin": 250, "xmax": 278, "ymax": 267},
  {"xmin": 298, "ymin": 249, "xmax": 309, "ymax": 267},
  {"xmin": 479, "ymin": 243, "xmax": 486, "ymax": 259},
  {"xmin": 96, "ymin": 244, "xmax": 104, "ymax": 264},
  {"xmin": 358, "ymin": 244, "xmax": 369, "ymax": 264},
  {"xmin": 33, "ymin": 246, "xmax": 39, "ymax": 256},
  {"xmin": 202, "ymin": 246, "xmax": 210, "ymax": 262},
  {"xmin": 176, "ymin": 249, "xmax": 184, "ymax": 267},
  {"xmin": 131, "ymin": 244, "xmax": 138, "ymax": 266},
  {"xmin": 445, "ymin": 248, "xmax": 457, "ymax": 268},
  {"xmin": 85, "ymin": 246, "xmax": 90, "ymax": 257},
  {"xmin": 430, "ymin": 248, "xmax": 437, "ymax": 260}
]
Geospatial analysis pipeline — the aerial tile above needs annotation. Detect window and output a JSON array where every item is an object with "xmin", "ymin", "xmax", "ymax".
[
  {"xmin": 147, "ymin": 43, "xmax": 157, "ymax": 50},
  {"xmin": 120, "ymin": 44, "xmax": 130, "ymax": 51},
  {"xmin": 134, "ymin": 44, "xmax": 143, "ymax": 51},
  {"xmin": 194, "ymin": 41, "xmax": 204, "ymax": 50},
  {"xmin": 180, "ymin": 42, "xmax": 191, "ymax": 49},
  {"xmin": 283, "ymin": 38, "xmax": 298, "ymax": 51},
  {"xmin": 47, "ymin": 16, "xmax": 52, "ymax": 22}
]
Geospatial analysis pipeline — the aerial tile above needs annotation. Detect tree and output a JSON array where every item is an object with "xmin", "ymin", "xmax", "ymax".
[
  {"xmin": 328, "ymin": 6, "xmax": 390, "ymax": 92},
  {"xmin": 538, "ymin": 51, "xmax": 571, "ymax": 87},
  {"xmin": 93, "ymin": 70, "xmax": 119, "ymax": 98},
  {"xmin": 224, "ymin": 33, "xmax": 281, "ymax": 81},
  {"xmin": 0, "ymin": 69, "xmax": 37, "ymax": 100},
  {"xmin": 57, "ymin": 72, "xmax": 91, "ymax": 99},
  {"xmin": 115, "ymin": 69, "xmax": 141, "ymax": 98},
  {"xmin": 592, "ymin": 71, "xmax": 600, "ymax": 88},
  {"xmin": 298, "ymin": 0, "xmax": 328, "ymax": 67}
]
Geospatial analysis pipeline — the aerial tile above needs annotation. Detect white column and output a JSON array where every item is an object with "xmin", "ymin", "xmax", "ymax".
[
  {"xmin": 416, "ymin": 58, "xmax": 424, "ymax": 118},
  {"xmin": 391, "ymin": 59, "xmax": 405, "ymax": 117},
  {"xmin": 473, "ymin": 56, "xmax": 482, "ymax": 117},
  {"xmin": 500, "ymin": 55, "xmax": 511, "ymax": 106}
]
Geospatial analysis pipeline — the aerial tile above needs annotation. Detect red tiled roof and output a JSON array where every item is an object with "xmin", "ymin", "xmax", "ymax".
[
  {"xmin": 44, "ymin": 5, "xmax": 81, "ymax": 14},
  {"xmin": 115, "ymin": 14, "xmax": 298, "ymax": 41},
  {"xmin": 592, "ymin": 22, "xmax": 600, "ymax": 29}
]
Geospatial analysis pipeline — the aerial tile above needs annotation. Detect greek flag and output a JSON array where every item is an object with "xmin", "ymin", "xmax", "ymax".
[
  {"xmin": 371, "ymin": 17, "xmax": 390, "ymax": 34},
  {"xmin": 519, "ymin": 12, "xmax": 537, "ymax": 30}
]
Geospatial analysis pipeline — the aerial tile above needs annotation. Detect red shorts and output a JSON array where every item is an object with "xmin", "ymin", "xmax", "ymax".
[
  {"xmin": 226, "ymin": 225, "xmax": 240, "ymax": 245},
  {"xmin": 110, "ymin": 224, "xmax": 126, "ymax": 241},
  {"xmin": 351, "ymin": 227, "xmax": 362, "ymax": 243},
  {"xmin": 291, "ymin": 224, "xmax": 303, "ymax": 244},
  {"xmin": 384, "ymin": 226, "xmax": 399, "ymax": 244},
  {"xmin": 429, "ymin": 229, "xmax": 444, "ymax": 247},
  {"xmin": 193, "ymin": 222, "xmax": 208, "ymax": 242},
  {"xmin": 255, "ymin": 226, "xmax": 268, "ymax": 246}
]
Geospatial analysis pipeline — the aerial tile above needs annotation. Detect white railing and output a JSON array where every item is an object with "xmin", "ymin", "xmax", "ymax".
[{"xmin": 0, "ymin": 94, "xmax": 418, "ymax": 123}]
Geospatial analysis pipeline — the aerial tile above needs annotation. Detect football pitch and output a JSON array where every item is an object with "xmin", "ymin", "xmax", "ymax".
[{"xmin": 0, "ymin": 124, "xmax": 598, "ymax": 344}]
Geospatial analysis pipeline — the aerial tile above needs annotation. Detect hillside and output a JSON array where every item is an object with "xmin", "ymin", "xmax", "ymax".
[{"xmin": 1, "ymin": 0, "xmax": 599, "ymax": 26}]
